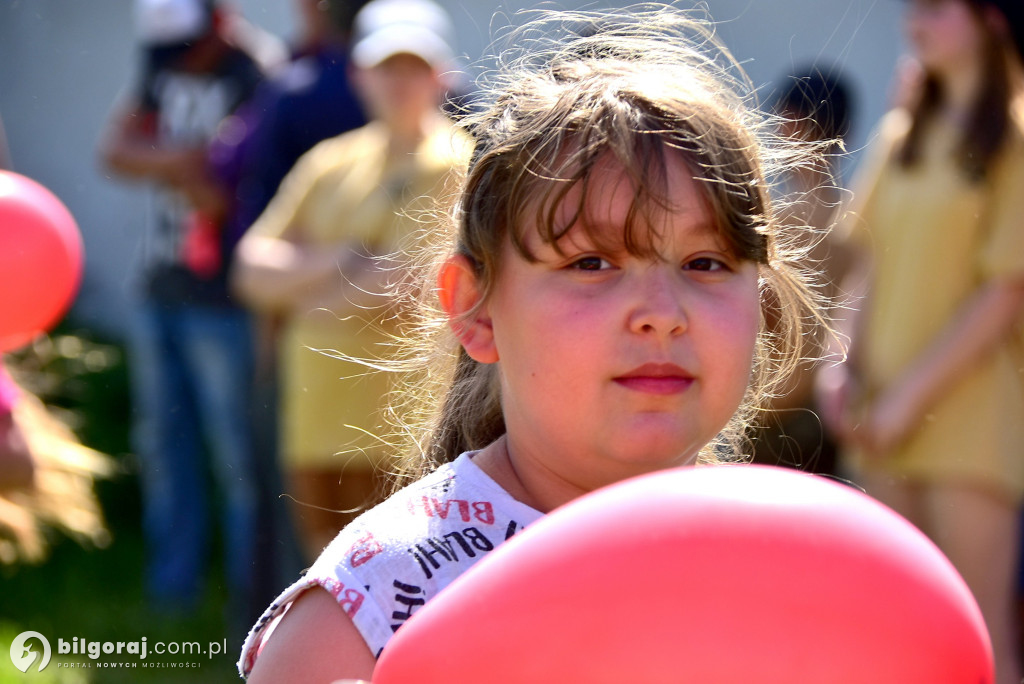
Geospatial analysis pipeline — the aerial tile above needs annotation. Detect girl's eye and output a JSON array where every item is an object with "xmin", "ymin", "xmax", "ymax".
[
  {"xmin": 570, "ymin": 256, "xmax": 612, "ymax": 271},
  {"xmin": 683, "ymin": 256, "xmax": 728, "ymax": 272}
]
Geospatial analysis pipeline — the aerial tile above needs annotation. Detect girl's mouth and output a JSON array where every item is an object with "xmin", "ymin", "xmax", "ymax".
[{"xmin": 613, "ymin": 363, "xmax": 694, "ymax": 395}]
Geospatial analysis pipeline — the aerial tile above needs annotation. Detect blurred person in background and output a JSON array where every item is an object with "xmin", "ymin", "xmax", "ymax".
[
  {"xmin": 97, "ymin": 0, "xmax": 277, "ymax": 640},
  {"xmin": 204, "ymin": 0, "xmax": 369, "ymax": 608},
  {"xmin": 231, "ymin": 0, "xmax": 473, "ymax": 561},
  {"xmin": 752, "ymin": 65, "xmax": 854, "ymax": 476},
  {"xmin": 207, "ymin": 0, "xmax": 369, "ymax": 246},
  {"xmin": 820, "ymin": 1, "xmax": 1024, "ymax": 681}
]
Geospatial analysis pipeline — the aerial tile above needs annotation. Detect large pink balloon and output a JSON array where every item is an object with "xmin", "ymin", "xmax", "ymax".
[
  {"xmin": 374, "ymin": 465, "xmax": 992, "ymax": 683},
  {"xmin": 0, "ymin": 171, "xmax": 84, "ymax": 352}
]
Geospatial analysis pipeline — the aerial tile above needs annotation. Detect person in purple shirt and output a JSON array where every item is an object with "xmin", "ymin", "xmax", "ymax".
[{"xmin": 208, "ymin": 0, "xmax": 368, "ymax": 248}]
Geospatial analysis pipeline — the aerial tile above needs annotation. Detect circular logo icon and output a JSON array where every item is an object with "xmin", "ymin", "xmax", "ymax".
[{"xmin": 10, "ymin": 631, "xmax": 51, "ymax": 673}]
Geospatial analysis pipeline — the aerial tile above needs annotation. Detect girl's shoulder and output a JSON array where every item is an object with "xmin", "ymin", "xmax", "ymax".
[
  {"xmin": 343, "ymin": 453, "xmax": 541, "ymax": 547},
  {"xmin": 240, "ymin": 454, "xmax": 543, "ymax": 674},
  {"xmin": 307, "ymin": 455, "xmax": 543, "ymax": 603},
  {"xmin": 265, "ymin": 455, "xmax": 540, "ymax": 663}
]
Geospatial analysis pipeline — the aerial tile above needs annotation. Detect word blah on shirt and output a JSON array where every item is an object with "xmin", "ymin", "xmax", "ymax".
[{"xmin": 239, "ymin": 453, "xmax": 542, "ymax": 675}]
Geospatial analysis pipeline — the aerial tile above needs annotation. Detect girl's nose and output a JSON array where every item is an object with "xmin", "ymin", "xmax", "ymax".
[{"xmin": 626, "ymin": 269, "xmax": 688, "ymax": 338}]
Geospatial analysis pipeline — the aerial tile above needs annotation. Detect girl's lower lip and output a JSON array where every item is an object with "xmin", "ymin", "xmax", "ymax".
[{"xmin": 613, "ymin": 376, "xmax": 694, "ymax": 395}]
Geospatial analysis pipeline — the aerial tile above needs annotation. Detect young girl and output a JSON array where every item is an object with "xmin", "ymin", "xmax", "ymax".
[
  {"xmin": 239, "ymin": 5, "xmax": 828, "ymax": 681},
  {"xmin": 821, "ymin": 1, "xmax": 1024, "ymax": 681}
]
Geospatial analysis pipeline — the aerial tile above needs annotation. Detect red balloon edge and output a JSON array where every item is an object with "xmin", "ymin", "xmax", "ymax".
[
  {"xmin": 0, "ymin": 170, "xmax": 84, "ymax": 352},
  {"xmin": 373, "ymin": 465, "xmax": 993, "ymax": 684}
]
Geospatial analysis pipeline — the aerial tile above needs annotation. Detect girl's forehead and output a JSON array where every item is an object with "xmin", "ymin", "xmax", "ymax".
[
  {"xmin": 584, "ymin": 153, "xmax": 705, "ymax": 218},
  {"xmin": 521, "ymin": 153, "xmax": 722, "ymax": 255}
]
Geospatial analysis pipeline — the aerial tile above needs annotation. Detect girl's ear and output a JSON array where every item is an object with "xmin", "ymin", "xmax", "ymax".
[{"xmin": 438, "ymin": 255, "xmax": 499, "ymax": 364}]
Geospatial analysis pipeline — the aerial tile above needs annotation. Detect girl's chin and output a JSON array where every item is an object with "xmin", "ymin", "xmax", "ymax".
[
  {"xmin": 607, "ymin": 440, "xmax": 702, "ymax": 472},
  {"xmin": 610, "ymin": 423, "xmax": 709, "ymax": 462}
]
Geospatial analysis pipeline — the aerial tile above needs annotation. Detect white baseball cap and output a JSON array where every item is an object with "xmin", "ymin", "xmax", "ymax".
[
  {"xmin": 351, "ymin": 0, "xmax": 455, "ymax": 70},
  {"xmin": 134, "ymin": 0, "xmax": 211, "ymax": 47}
]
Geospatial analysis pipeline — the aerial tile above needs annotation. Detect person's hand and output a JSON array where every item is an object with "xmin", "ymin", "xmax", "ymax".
[
  {"xmin": 814, "ymin": 358, "xmax": 862, "ymax": 444},
  {"xmin": 888, "ymin": 54, "xmax": 925, "ymax": 110},
  {"xmin": 859, "ymin": 380, "xmax": 925, "ymax": 458}
]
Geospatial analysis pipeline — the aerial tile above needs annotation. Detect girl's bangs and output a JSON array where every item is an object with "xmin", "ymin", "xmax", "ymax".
[
  {"xmin": 505, "ymin": 129, "xmax": 764, "ymax": 263},
  {"xmin": 507, "ymin": 133, "xmax": 699, "ymax": 261}
]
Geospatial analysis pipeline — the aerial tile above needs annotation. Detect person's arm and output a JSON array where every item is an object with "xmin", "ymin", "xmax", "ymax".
[
  {"xmin": 230, "ymin": 141, "xmax": 397, "ymax": 315},
  {"xmin": 97, "ymin": 95, "xmax": 206, "ymax": 186},
  {"xmin": 230, "ymin": 139, "xmax": 352, "ymax": 313},
  {"xmin": 814, "ymin": 242, "xmax": 872, "ymax": 444},
  {"xmin": 231, "ymin": 234, "xmax": 364, "ymax": 313},
  {"xmin": 812, "ymin": 114, "xmax": 907, "ymax": 449},
  {"xmin": 863, "ymin": 274, "xmax": 1024, "ymax": 455},
  {"xmin": 245, "ymin": 587, "xmax": 377, "ymax": 684}
]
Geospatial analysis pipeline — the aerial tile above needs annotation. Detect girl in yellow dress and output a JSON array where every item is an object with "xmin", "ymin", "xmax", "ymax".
[{"xmin": 823, "ymin": 2, "xmax": 1024, "ymax": 681}]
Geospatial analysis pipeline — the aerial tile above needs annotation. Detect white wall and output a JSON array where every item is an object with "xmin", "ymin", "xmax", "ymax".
[{"xmin": 0, "ymin": 0, "xmax": 904, "ymax": 342}]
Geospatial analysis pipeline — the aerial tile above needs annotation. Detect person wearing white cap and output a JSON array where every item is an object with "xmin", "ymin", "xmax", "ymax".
[
  {"xmin": 350, "ymin": 0, "xmax": 455, "ymax": 72},
  {"xmin": 231, "ymin": 0, "xmax": 471, "ymax": 568},
  {"xmin": 98, "ymin": 0, "xmax": 279, "ymax": 644},
  {"xmin": 134, "ymin": 0, "xmax": 212, "ymax": 47}
]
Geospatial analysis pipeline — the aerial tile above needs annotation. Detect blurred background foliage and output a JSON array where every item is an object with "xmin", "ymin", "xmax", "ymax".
[{"xmin": 1, "ymin": 327, "xmax": 238, "ymax": 683}]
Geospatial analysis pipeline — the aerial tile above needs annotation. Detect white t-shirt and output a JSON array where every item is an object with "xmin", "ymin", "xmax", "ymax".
[{"xmin": 238, "ymin": 452, "xmax": 543, "ymax": 676}]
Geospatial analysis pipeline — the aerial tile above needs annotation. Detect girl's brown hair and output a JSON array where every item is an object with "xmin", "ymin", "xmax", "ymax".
[{"xmin": 385, "ymin": 4, "xmax": 834, "ymax": 486}]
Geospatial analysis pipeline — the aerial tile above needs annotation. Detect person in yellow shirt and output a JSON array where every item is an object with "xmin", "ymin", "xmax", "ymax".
[
  {"xmin": 231, "ymin": 0, "xmax": 472, "ymax": 561},
  {"xmin": 821, "ymin": 2, "xmax": 1024, "ymax": 681}
]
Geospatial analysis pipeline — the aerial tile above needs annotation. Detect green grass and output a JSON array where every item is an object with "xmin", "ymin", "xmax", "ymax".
[{"xmin": 1, "ymin": 328, "xmax": 241, "ymax": 683}]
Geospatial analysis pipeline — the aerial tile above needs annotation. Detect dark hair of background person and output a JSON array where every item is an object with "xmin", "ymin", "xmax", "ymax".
[{"xmin": 774, "ymin": 66, "xmax": 853, "ymax": 145}]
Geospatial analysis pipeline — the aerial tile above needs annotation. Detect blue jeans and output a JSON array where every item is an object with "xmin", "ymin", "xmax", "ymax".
[{"xmin": 128, "ymin": 300, "xmax": 258, "ymax": 612}]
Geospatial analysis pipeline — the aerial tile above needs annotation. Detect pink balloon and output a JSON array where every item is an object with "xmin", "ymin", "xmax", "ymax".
[
  {"xmin": 0, "ymin": 171, "xmax": 84, "ymax": 351},
  {"xmin": 374, "ymin": 465, "xmax": 992, "ymax": 683}
]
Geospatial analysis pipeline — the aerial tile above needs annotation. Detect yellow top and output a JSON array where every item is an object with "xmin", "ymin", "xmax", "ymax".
[
  {"xmin": 843, "ymin": 109, "xmax": 1024, "ymax": 500},
  {"xmin": 250, "ymin": 119, "xmax": 472, "ymax": 467}
]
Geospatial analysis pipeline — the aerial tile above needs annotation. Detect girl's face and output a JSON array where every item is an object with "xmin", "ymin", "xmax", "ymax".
[
  {"xmin": 904, "ymin": 0, "xmax": 986, "ymax": 74},
  {"xmin": 474, "ymin": 152, "xmax": 761, "ymax": 495}
]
